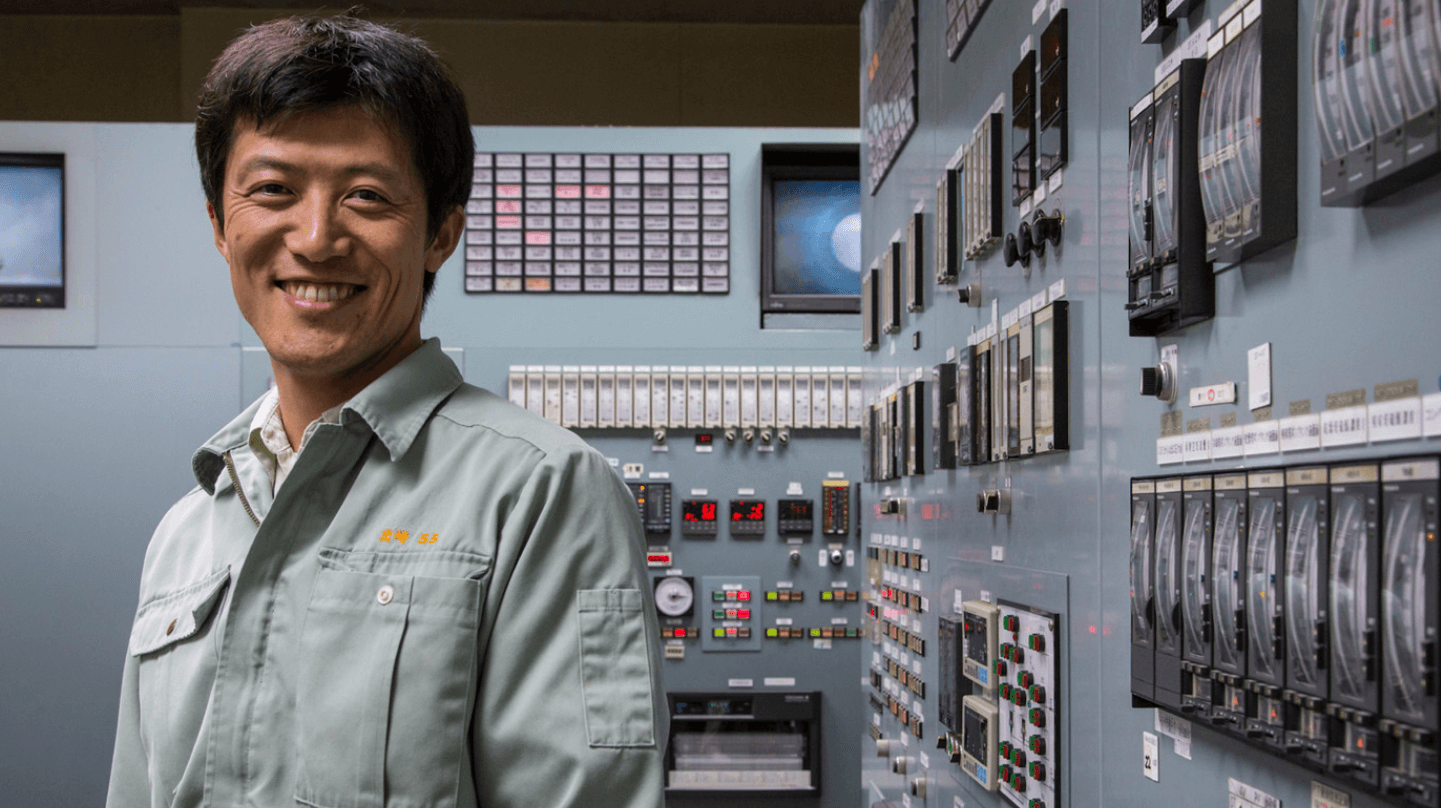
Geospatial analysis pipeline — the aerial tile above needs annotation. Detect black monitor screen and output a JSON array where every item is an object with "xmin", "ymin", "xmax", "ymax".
[
  {"xmin": 0, "ymin": 153, "xmax": 65, "ymax": 308},
  {"xmin": 760, "ymin": 143, "xmax": 860, "ymax": 314}
]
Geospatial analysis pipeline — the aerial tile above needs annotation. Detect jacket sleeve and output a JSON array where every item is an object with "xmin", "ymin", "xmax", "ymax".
[
  {"xmin": 471, "ymin": 445, "xmax": 667, "ymax": 807},
  {"xmin": 106, "ymin": 649, "xmax": 150, "ymax": 808}
]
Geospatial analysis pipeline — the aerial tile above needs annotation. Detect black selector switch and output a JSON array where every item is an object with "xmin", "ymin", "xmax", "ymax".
[
  {"xmin": 1032, "ymin": 210, "xmax": 1063, "ymax": 255},
  {"xmin": 1138, "ymin": 363, "xmax": 1175, "ymax": 402},
  {"xmin": 1017, "ymin": 221, "xmax": 1035, "ymax": 260},
  {"xmin": 1003, "ymin": 232, "xmax": 1031, "ymax": 268}
]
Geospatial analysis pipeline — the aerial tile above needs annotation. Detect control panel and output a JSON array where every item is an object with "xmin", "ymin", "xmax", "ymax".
[{"xmin": 1136, "ymin": 457, "xmax": 1441, "ymax": 802}]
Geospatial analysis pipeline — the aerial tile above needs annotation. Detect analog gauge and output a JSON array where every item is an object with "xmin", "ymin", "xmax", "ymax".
[
  {"xmin": 1338, "ymin": 0, "xmax": 1376, "ymax": 154},
  {"xmin": 654, "ymin": 576, "xmax": 695, "ymax": 617},
  {"xmin": 1197, "ymin": 55, "xmax": 1226, "ymax": 237},
  {"xmin": 1128, "ymin": 106, "xmax": 1153, "ymax": 270},
  {"xmin": 1212, "ymin": 497, "xmax": 1243, "ymax": 672},
  {"xmin": 1313, "ymin": 0, "xmax": 1348, "ymax": 165}
]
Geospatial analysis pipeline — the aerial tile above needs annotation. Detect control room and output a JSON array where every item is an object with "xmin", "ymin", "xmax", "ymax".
[{"xmin": 2, "ymin": 2, "xmax": 1439, "ymax": 808}]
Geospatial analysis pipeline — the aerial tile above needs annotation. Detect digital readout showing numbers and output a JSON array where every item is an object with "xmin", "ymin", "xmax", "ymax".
[
  {"xmin": 681, "ymin": 499, "xmax": 719, "ymax": 535},
  {"xmin": 729, "ymin": 499, "xmax": 766, "ymax": 537},
  {"xmin": 682, "ymin": 500, "xmax": 718, "ymax": 523},
  {"xmin": 778, "ymin": 499, "xmax": 813, "ymax": 521},
  {"xmin": 731, "ymin": 500, "xmax": 765, "ymax": 522}
]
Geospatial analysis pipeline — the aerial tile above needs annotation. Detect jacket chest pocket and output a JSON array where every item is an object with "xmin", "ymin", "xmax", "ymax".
[
  {"xmin": 295, "ymin": 550, "xmax": 489, "ymax": 808},
  {"xmin": 129, "ymin": 566, "xmax": 232, "ymax": 791}
]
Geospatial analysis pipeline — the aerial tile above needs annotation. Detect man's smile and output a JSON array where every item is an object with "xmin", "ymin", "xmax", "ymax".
[{"xmin": 276, "ymin": 280, "xmax": 366, "ymax": 305}]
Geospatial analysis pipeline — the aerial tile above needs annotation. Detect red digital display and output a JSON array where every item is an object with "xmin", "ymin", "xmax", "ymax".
[
  {"xmin": 683, "ymin": 500, "xmax": 717, "ymax": 522},
  {"xmin": 731, "ymin": 500, "xmax": 765, "ymax": 522}
]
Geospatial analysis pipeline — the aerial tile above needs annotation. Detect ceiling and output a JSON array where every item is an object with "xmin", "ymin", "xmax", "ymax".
[{"xmin": 0, "ymin": 1, "xmax": 865, "ymax": 25}]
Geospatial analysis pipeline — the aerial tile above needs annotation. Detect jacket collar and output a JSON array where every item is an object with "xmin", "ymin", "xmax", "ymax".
[{"xmin": 192, "ymin": 338, "xmax": 463, "ymax": 493}]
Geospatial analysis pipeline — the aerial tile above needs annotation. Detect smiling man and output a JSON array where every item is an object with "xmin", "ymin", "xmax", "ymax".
[{"xmin": 106, "ymin": 14, "xmax": 665, "ymax": 808}]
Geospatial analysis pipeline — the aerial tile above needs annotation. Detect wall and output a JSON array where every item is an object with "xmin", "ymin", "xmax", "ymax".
[
  {"xmin": 0, "ymin": 10, "xmax": 858, "ymax": 128},
  {"xmin": 0, "ymin": 121, "xmax": 860, "ymax": 807},
  {"xmin": 858, "ymin": 0, "xmax": 1441, "ymax": 808}
]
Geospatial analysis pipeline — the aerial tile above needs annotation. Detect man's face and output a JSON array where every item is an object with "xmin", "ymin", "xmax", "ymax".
[{"xmin": 210, "ymin": 106, "xmax": 460, "ymax": 386}]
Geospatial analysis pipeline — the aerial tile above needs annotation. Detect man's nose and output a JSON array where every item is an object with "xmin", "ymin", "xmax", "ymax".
[{"xmin": 287, "ymin": 195, "xmax": 351, "ymax": 263}]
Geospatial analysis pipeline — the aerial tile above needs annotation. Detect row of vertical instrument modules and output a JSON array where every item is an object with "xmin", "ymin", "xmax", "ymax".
[
  {"xmin": 507, "ymin": 364, "xmax": 863, "ymax": 435},
  {"xmin": 864, "ymin": 297, "xmax": 1068, "ymax": 482},
  {"xmin": 1131, "ymin": 458, "xmax": 1439, "ymax": 804}
]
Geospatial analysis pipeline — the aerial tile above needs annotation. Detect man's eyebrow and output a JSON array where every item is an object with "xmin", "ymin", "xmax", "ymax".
[{"xmin": 234, "ymin": 158, "xmax": 406, "ymax": 183}]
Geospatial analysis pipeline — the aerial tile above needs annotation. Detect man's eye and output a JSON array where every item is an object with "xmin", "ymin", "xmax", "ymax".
[
  {"xmin": 351, "ymin": 189, "xmax": 388, "ymax": 203},
  {"xmin": 256, "ymin": 183, "xmax": 289, "ymax": 195}
]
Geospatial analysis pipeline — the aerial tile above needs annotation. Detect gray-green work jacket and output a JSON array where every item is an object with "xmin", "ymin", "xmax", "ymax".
[{"xmin": 106, "ymin": 339, "xmax": 667, "ymax": 808}]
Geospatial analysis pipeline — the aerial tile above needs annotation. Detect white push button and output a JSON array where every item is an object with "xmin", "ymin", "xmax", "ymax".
[{"xmin": 377, "ymin": 584, "xmax": 395, "ymax": 605}]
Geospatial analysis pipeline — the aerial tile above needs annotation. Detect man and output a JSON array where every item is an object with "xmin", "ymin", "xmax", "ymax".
[{"xmin": 106, "ymin": 14, "xmax": 666, "ymax": 808}]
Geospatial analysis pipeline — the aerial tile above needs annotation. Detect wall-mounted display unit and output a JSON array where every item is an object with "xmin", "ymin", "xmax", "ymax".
[
  {"xmin": 1038, "ymin": 10, "xmax": 1069, "ymax": 181},
  {"xmin": 864, "ymin": 0, "xmax": 919, "ymax": 194},
  {"xmin": 1126, "ymin": 61, "xmax": 1213, "ymax": 336},
  {"xmin": 1139, "ymin": 458, "xmax": 1441, "ymax": 805},
  {"xmin": 760, "ymin": 144, "xmax": 862, "ymax": 315},
  {"xmin": 946, "ymin": 0, "xmax": 995, "ymax": 59},
  {"xmin": 1379, "ymin": 458, "xmax": 1439, "ymax": 803},
  {"xmin": 0, "ymin": 152, "xmax": 65, "ymax": 309},
  {"xmin": 1012, "ymin": 50, "xmax": 1038, "ymax": 206},
  {"xmin": 1315, "ymin": 0, "xmax": 1441, "ymax": 205},
  {"xmin": 1197, "ymin": 0, "xmax": 1297, "ymax": 264},
  {"xmin": 963, "ymin": 113, "xmax": 1005, "ymax": 259}
]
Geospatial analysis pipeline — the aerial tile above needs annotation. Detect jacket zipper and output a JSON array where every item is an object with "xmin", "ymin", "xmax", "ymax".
[{"xmin": 223, "ymin": 451, "xmax": 262, "ymax": 527}]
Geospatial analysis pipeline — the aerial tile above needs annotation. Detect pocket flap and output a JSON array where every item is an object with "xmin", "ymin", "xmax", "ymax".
[{"xmin": 129, "ymin": 566, "xmax": 231, "ymax": 656}]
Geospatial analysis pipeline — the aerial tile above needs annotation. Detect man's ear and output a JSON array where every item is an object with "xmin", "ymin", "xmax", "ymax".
[
  {"xmin": 424, "ymin": 206, "xmax": 465, "ymax": 274},
  {"xmin": 208, "ymin": 202, "xmax": 231, "ymax": 264}
]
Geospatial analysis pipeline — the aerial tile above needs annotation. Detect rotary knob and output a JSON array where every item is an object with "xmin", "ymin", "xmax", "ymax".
[
  {"xmin": 1139, "ymin": 363, "xmax": 1175, "ymax": 402},
  {"xmin": 1004, "ymin": 233, "xmax": 1021, "ymax": 267},
  {"xmin": 1032, "ymin": 209, "xmax": 1063, "ymax": 253},
  {"xmin": 1017, "ymin": 221, "xmax": 1035, "ymax": 262}
]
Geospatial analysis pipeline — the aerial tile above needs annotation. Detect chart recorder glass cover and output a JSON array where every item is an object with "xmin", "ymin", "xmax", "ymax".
[
  {"xmin": 1128, "ymin": 98, "xmax": 1156, "ymax": 312},
  {"xmin": 1326, "ymin": 463, "xmax": 1382, "ymax": 786},
  {"xmin": 1180, "ymin": 476, "xmax": 1215, "ymax": 719},
  {"xmin": 1154, "ymin": 478, "xmax": 1184, "ymax": 710},
  {"xmin": 1283, "ymin": 467, "xmax": 1331, "ymax": 766},
  {"xmin": 1131, "ymin": 479, "xmax": 1158, "ymax": 702},
  {"xmin": 1210, "ymin": 474, "xmax": 1249, "ymax": 731},
  {"xmin": 1396, "ymin": 0, "xmax": 1441, "ymax": 165},
  {"xmin": 1245, "ymin": 471, "xmax": 1287, "ymax": 748},
  {"xmin": 1379, "ymin": 458, "xmax": 1439, "ymax": 802}
]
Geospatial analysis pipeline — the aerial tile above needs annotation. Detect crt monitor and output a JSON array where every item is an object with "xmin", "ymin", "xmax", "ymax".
[
  {"xmin": 0, "ymin": 152, "xmax": 65, "ymax": 309},
  {"xmin": 760, "ymin": 144, "xmax": 861, "ymax": 315}
]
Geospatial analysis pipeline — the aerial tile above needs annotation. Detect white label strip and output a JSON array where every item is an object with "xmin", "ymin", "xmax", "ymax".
[
  {"xmin": 1182, "ymin": 431, "xmax": 1212, "ymax": 463},
  {"xmin": 1369, "ymin": 397, "xmax": 1422, "ymax": 442},
  {"xmin": 1279, "ymin": 413, "xmax": 1322, "ymax": 452},
  {"xmin": 1424, "ymin": 392, "xmax": 1441, "ymax": 437},
  {"xmin": 1211, "ymin": 426, "xmax": 1244, "ymax": 459},
  {"xmin": 1320, "ymin": 405, "xmax": 1368, "ymax": 447},
  {"xmin": 1157, "ymin": 435, "xmax": 1185, "ymax": 465},
  {"xmin": 1243, "ymin": 421, "xmax": 1280, "ymax": 456}
]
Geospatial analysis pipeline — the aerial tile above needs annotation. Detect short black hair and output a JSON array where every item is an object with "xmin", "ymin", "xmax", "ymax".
[{"xmin": 195, "ymin": 11, "xmax": 473, "ymax": 301}]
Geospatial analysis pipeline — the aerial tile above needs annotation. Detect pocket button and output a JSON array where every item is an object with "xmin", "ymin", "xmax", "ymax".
[
  {"xmin": 377, "ymin": 584, "xmax": 395, "ymax": 605},
  {"xmin": 166, "ymin": 619, "xmax": 177, "ymax": 636}
]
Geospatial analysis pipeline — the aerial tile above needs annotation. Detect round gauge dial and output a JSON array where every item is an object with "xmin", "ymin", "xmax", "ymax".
[{"xmin": 654, "ymin": 576, "xmax": 695, "ymax": 617}]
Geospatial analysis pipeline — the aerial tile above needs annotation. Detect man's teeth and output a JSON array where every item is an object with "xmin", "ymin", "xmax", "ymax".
[{"xmin": 282, "ymin": 282, "xmax": 359, "ymax": 302}]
